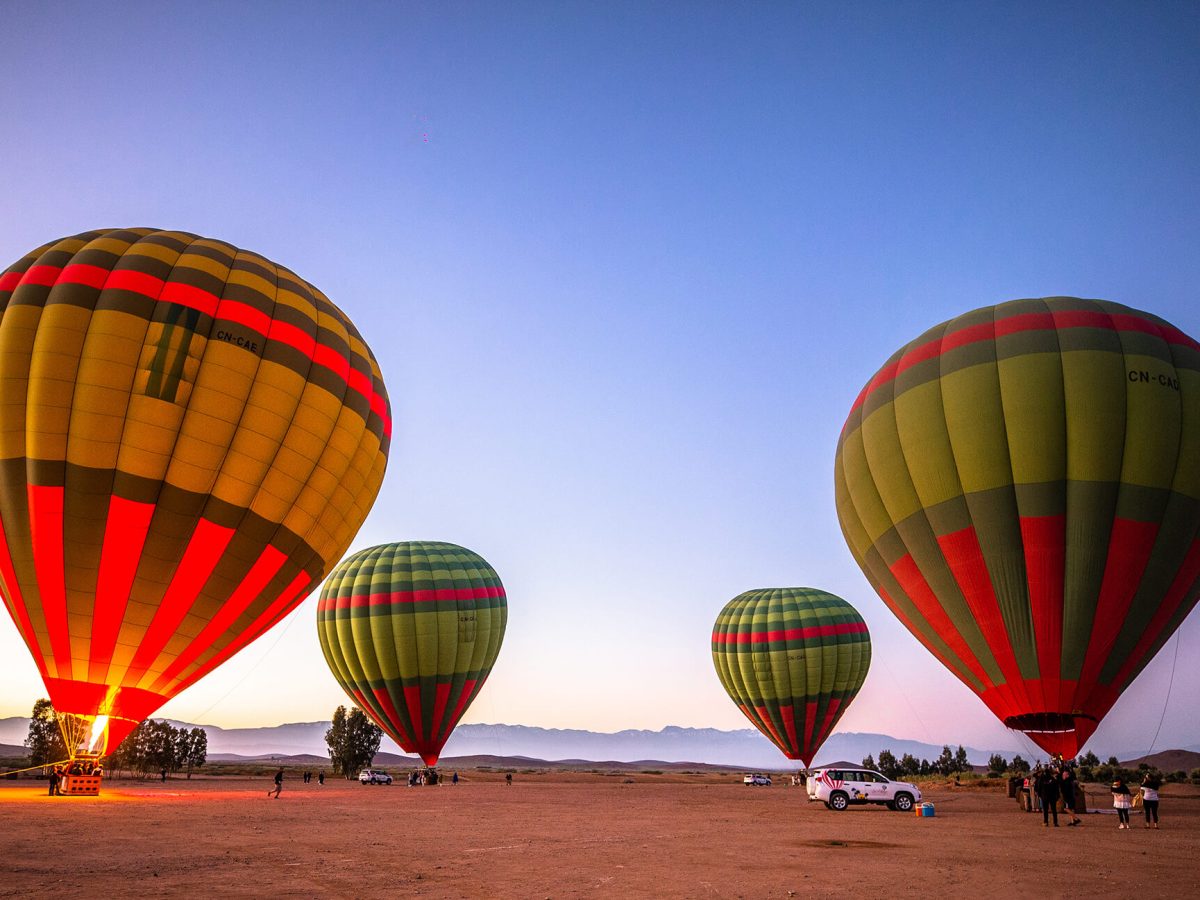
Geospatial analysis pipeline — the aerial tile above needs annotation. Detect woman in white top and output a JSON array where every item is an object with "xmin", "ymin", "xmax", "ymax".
[{"xmin": 1140, "ymin": 774, "xmax": 1161, "ymax": 829}]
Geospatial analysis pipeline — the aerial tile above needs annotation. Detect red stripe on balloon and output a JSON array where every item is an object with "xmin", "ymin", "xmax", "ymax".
[
  {"xmin": 888, "ymin": 554, "xmax": 991, "ymax": 687},
  {"xmin": 58, "ymin": 263, "xmax": 110, "ymax": 289},
  {"xmin": 17, "ymin": 264, "xmax": 62, "ymax": 287},
  {"xmin": 1077, "ymin": 517, "xmax": 1159, "ymax": 691},
  {"xmin": 813, "ymin": 697, "xmax": 842, "ymax": 760},
  {"xmin": 778, "ymin": 703, "xmax": 799, "ymax": 759},
  {"xmin": 160, "ymin": 281, "xmax": 219, "ymax": 317},
  {"xmin": 1020, "ymin": 515, "xmax": 1066, "ymax": 716},
  {"xmin": 752, "ymin": 704, "xmax": 793, "ymax": 758},
  {"xmin": 711, "ymin": 621, "xmax": 868, "ymax": 644},
  {"xmin": 430, "ymin": 681, "xmax": 452, "ymax": 745},
  {"xmin": 27, "ymin": 485, "xmax": 71, "ymax": 681},
  {"xmin": 0, "ymin": 270, "xmax": 23, "ymax": 291},
  {"xmin": 404, "ymin": 685, "xmax": 425, "ymax": 744},
  {"xmin": 124, "ymin": 518, "xmax": 236, "ymax": 683},
  {"xmin": 328, "ymin": 585, "xmax": 506, "ymax": 608},
  {"xmin": 105, "ymin": 268, "xmax": 167, "ymax": 300},
  {"xmin": 802, "ymin": 699, "xmax": 818, "ymax": 761},
  {"xmin": 936, "ymin": 526, "xmax": 1025, "ymax": 691},
  {"xmin": 372, "ymin": 687, "xmax": 414, "ymax": 750},
  {"xmin": 152, "ymin": 545, "xmax": 288, "ymax": 690},
  {"xmin": 88, "ymin": 497, "xmax": 156, "ymax": 683}
]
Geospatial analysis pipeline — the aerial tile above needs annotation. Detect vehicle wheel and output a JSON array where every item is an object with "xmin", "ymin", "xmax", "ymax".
[
  {"xmin": 829, "ymin": 791, "xmax": 849, "ymax": 811},
  {"xmin": 894, "ymin": 792, "xmax": 914, "ymax": 812}
]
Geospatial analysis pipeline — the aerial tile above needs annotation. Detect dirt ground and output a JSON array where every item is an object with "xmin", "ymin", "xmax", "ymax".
[{"xmin": 0, "ymin": 773, "xmax": 1195, "ymax": 898}]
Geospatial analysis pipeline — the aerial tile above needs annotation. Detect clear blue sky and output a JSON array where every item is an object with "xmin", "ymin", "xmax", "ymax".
[{"xmin": 1, "ymin": 2, "xmax": 1198, "ymax": 757}]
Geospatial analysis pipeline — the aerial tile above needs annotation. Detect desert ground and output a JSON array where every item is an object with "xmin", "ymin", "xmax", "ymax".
[{"xmin": 0, "ymin": 773, "xmax": 1195, "ymax": 898}]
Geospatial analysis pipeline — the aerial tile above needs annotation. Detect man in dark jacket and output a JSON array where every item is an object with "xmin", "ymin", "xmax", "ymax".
[{"xmin": 1036, "ymin": 768, "xmax": 1060, "ymax": 827}]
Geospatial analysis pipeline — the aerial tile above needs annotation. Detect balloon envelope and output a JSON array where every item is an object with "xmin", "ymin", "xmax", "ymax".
[
  {"xmin": 835, "ymin": 296, "xmax": 1200, "ymax": 758},
  {"xmin": 712, "ymin": 587, "xmax": 870, "ymax": 767},
  {"xmin": 0, "ymin": 229, "xmax": 390, "ymax": 753},
  {"xmin": 317, "ymin": 541, "xmax": 507, "ymax": 766}
]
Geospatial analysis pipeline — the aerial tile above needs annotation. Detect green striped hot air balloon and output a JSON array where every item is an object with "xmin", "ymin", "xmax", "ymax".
[
  {"xmin": 317, "ymin": 541, "xmax": 507, "ymax": 766},
  {"xmin": 712, "ymin": 588, "xmax": 871, "ymax": 767},
  {"xmin": 834, "ymin": 296, "xmax": 1200, "ymax": 759}
]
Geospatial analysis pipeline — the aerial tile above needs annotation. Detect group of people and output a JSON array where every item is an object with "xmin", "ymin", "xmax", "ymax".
[
  {"xmin": 1110, "ymin": 774, "xmax": 1161, "ymax": 829},
  {"xmin": 407, "ymin": 769, "xmax": 459, "ymax": 786},
  {"xmin": 1027, "ymin": 760, "xmax": 1164, "ymax": 829},
  {"xmin": 47, "ymin": 760, "xmax": 103, "ymax": 796},
  {"xmin": 300, "ymin": 771, "xmax": 325, "ymax": 785},
  {"xmin": 1029, "ymin": 762, "xmax": 1083, "ymax": 827}
]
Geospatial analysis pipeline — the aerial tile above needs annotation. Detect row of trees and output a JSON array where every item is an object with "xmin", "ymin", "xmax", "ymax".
[
  {"xmin": 325, "ymin": 705, "xmax": 382, "ymax": 777},
  {"xmin": 862, "ymin": 745, "xmax": 972, "ymax": 779},
  {"xmin": 107, "ymin": 719, "xmax": 208, "ymax": 779}
]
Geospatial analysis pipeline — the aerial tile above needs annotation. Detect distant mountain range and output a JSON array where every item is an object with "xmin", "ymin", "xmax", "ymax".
[{"xmin": 4, "ymin": 716, "xmax": 1195, "ymax": 768}]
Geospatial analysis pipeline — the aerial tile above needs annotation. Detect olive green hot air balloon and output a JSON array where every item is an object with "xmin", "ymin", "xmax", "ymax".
[
  {"xmin": 712, "ymin": 588, "xmax": 871, "ymax": 767},
  {"xmin": 835, "ymin": 296, "xmax": 1200, "ymax": 759},
  {"xmin": 317, "ymin": 541, "xmax": 507, "ymax": 766}
]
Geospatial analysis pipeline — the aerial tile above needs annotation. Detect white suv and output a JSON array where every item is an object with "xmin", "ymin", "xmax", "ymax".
[
  {"xmin": 743, "ymin": 773, "xmax": 772, "ymax": 786},
  {"xmin": 806, "ymin": 768, "xmax": 921, "ymax": 812},
  {"xmin": 359, "ymin": 769, "xmax": 393, "ymax": 785}
]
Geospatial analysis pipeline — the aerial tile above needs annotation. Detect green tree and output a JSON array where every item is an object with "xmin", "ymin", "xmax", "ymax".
[
  {"xmin": 326, "ymin": 706, "xmax": 382, "ymax": 777},
  {"xmin": 877, "ymin": 749, "xmax": 901, "ymax": 780},
  {"xmin": 1080, "ymin": 751, "xmax": 1100, "ymax": 767},
  {"xmin": 953, "ymin": 745, "xmax": 970, "ymax": 773},
  {"xmin": 1106, "ymin": 756, "xmax": 1120, "ymax": 767},
  {"xmin": 935, "ymin": 745, "xmax": 954, "ymax": 776},
  {"xmin": 862, "ymin": 754, "xmax": 876, "ymax": 772},
  {"xmin": 987, "ymin": 753, "xmax": 1009, "ymax": 777},
  {"xmin": 899, "ymin": 753, "xmax": 919, "ymax": 777},
  {"xmin": 1010, "ymin": 754, "xmax": 1030, "ymax": 774},
  {"xmin": 177, "ymin": 727, "xmax": 207, "ymax": 778},
  {"xmin": 24, "ymin": 699, "xmax": 67, "ymax": 770}
]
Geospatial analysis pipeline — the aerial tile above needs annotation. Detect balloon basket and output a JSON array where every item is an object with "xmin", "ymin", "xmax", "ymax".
[{"xmin": 61, "ymin": 773, "xmax": 102, "ymax": 796}]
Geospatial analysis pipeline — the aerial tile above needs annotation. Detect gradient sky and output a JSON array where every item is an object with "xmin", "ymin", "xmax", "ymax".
[{"xmin": 1, "ymin": 2, "xmax": 1198, "ymax": 758}]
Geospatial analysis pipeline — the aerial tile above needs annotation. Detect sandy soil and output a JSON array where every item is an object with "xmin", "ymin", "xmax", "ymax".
[{"xmin": 0, "ymin": 774, "xmax": 1195, "ymax": 898}]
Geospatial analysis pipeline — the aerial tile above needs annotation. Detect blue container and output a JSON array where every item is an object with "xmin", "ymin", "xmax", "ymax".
[{"xmin": 919, "ymin": 802, "xmax": 935, "ymax": 817}]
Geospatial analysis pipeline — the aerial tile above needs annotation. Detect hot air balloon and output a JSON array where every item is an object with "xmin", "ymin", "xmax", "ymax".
[
  {"xmin": 712, "ymin": 588, "xmax": 870, "ymax": 767},
  {"xmin": 0, "ymin": 229, "xmax": 390, "ymax": 758},
  {"xmin": 835, "ymin": 296, "xmax": 1200, "ymax": 758},
  {"xmin": 317, "ymin": 541, "xmax": 507, "ymax": 766}
]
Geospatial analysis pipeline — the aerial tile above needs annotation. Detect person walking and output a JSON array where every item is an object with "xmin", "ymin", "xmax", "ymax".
[
  {"xmin": 1112, "ymin": 778, "xmax": 1132, "ymax": 829},
  {"xmin": 1140, "ymin": 774, "xmax": 1161, "ymax": 829},
  {"xmin": 1036, "ymin": 767, "xmax": 1060, "ymax": 827},
  {"xmin": 1060, "ymin": 765, "xmax": 1082, "ymax": 826},
  {"xmin": 268, "ymin": 768, "xmax": 284, "ymax": 799}
]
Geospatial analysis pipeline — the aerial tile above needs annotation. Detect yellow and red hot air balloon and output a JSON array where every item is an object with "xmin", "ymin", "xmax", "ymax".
[
  {"xmin": 0, "ymin": 229, "xmax": 390, "ymax": 757},
  {"xmin": 835, "ymin": 297, "xmax": 1200, "ymax": 758}
]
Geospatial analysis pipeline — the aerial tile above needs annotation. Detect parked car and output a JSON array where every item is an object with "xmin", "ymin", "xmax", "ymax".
[
  {"xmin": 806, "ymin": 768, "xmax": 920, "ymax": 811},
  {"xmin": 359, "ymin": 769, "xmax": 393, "ymax": 785},
  {"xmin": 743, "ymin": 773, "xmax": 772, "ymax": 786}
]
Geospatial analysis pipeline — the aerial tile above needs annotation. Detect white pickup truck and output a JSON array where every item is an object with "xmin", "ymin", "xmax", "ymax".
[{"xmin": 806, "ymin": 767, "xmax": 921, "ymax": 812}]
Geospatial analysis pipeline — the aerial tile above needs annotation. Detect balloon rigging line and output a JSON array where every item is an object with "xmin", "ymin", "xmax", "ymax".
[
  {"xmin": 1143, "ymin": 628, "xmax": 1182, "ymax": 761},
  {"xmin": 185, "ymin": 603, "xmax": 306, "ymax": 725},
  {"xmin": 876, "ymin": 651, "xmax": 934, "ymax": 745},
  {"xmin": 0, "ymin": 756, "xmax": 73, "ymax": 778}
]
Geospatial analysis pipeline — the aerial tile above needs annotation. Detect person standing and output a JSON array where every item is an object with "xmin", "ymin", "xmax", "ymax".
[
  {"xmin": 452, "ymin": 771, "xmax": 459, "ymax": 786},
  {"xmin": 1140, "ymin": 774, "xmax": 1161, "ymax": 829},
  {"xmin": 1060, "ymin": 765, "xmax": 1082, "ymax": 826},
  {"xmin": 318, "ymin": 771, "xmax": 325, "ymax": 786},
  {"xmin": 48, "ymin": 766, "xmax": 60, "ymax": 797},
  {"xmin": 1036, "ymin": 767, "xmax": 1060, "ymax": 827},
  {"xmin": 1112, "ymin": 778, "xmax": 1132, "ymax": 829},
  {"xmin": 268, "ymin": 768, "xmax": 284, "ymax": 799}
]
